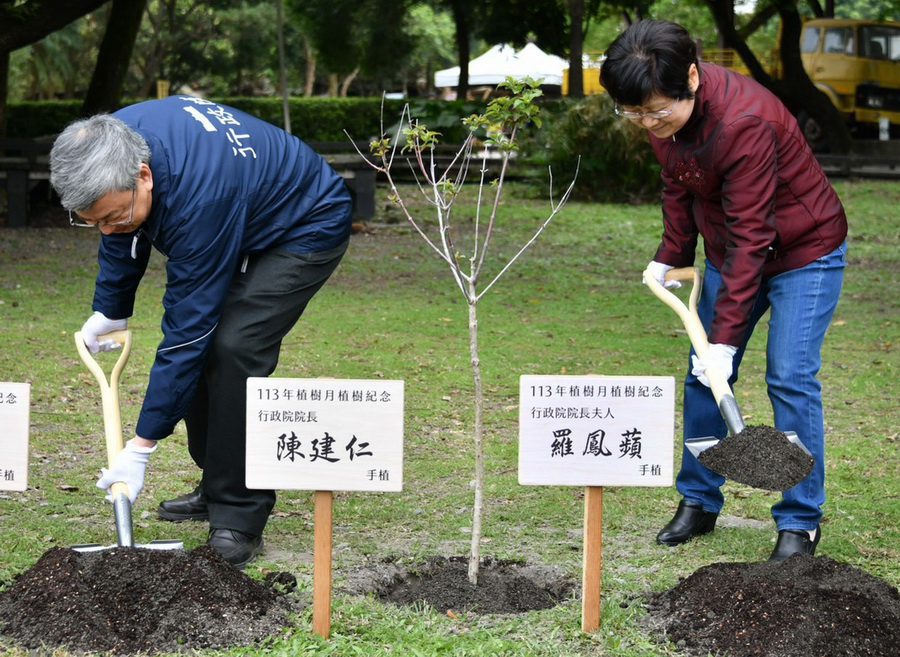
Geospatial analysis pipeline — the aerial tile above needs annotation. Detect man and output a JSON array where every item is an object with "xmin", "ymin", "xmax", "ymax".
[
  {"xmin": 601, "ymin": 21, "xmax": 847, "ymax": 560},
  {"xmin": 51, "ymin": 96, "xmax": 353, "ymax": 568}
]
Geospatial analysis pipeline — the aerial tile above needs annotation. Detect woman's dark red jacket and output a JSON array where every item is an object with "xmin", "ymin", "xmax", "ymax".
[{"xmin": 650, "ymin": 63, "xmax": 847, "ymax": 346}]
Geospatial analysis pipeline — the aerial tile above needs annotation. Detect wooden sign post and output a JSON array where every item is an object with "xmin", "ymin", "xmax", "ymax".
[
  {"xmin": 0, "ymin": 382, "xmax": 30, "ymax": 492},
  {"xmin": 245, "ymin": 378, "xmax": 404, "ymax": 639},
  {"xmin": 519, "ymin": 375, "xmax": 675, "ymax": 633},
  {"xmin": 581, "ymin": 485, "xmax": 603, "ymax": 633},
  {"xmin": 313, "ymin": 490, "xmax": 334, "ymax": 637}
]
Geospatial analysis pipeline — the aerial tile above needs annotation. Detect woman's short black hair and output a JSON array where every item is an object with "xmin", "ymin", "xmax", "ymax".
[{"xmin": 600, "ymin": 20, "xmax": 699, "ymax": 106}]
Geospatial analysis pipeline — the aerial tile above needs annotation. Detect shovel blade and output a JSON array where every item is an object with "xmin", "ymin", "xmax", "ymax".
[
  {"xmin": 142, "ymin": 540, "xmax": 185, "ymax": 550},
  {"xmin": 686, "ymin": 430, "xmax": 807, "ymax": 459},
  {"xmin": 72, "ymin": 494, "xmax": 185, "ymax": 552},
  {"xmin": 685, "ymin": 435, "xmax": 721, "ymax": 459},
  {"xmin": 72, "ymin": 540, "xmax": 184, "ymax": 553},
  {"xmin": 782, "ymin": 431, "xmax": 810, "ymax": 456}
]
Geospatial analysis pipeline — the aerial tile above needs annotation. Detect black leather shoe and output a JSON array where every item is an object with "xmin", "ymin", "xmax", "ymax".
[
  {"xmin": 656, "ymin": 500, "xmax": 718, "ymax": 546},
  {"xmin": 158, "ymin": 484, "xmax": 208, "ymax": 522},
  {"xmin": 770, "ymin": 527, "xmax": 821, "ymax": 561},
  {"xmin": 207, "ymin": 528, "xmax": 263, "ymax": 569}
]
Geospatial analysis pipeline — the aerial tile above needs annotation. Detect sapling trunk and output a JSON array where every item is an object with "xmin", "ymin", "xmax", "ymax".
[{"xmin": 467, "ymin": 285, "xmax": 485, "ymax": 585}]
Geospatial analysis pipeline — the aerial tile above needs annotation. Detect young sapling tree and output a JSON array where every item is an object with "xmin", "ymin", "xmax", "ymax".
[{"xmin": 352, "ymin": 78, "xmax": 578, "ymax": 584}]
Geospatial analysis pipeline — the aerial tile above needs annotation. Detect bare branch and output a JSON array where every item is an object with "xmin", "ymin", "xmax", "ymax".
[
  {"xmin": 430, "ymin": 161, "xmax": 471, "ymax": 295},
  {"xmin": 471, "ymin": 146, "xmax": 492, "ymax": 269},
  {"xmin": 476, "ymin": 159, "xmax": 580, "ymax": 302},
  {"xmin": 474, "ymin": 126, "xmax": 517, "ymax": 278},
  {"xmin": 433, "ymin": 189, "xmax": 472, "ymax": 299},
  {"xmin": 342, "ymin": 129, "xmax": 384, "ymax": 173},
  {"xmin": 383, "ymin": 176, "xmax": 452, "ymax": 264}
]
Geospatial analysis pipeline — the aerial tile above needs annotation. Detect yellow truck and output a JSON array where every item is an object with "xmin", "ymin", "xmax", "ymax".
[{"xmin": 794, "ymin": 18, "xmax": 899, "ymax": 143}]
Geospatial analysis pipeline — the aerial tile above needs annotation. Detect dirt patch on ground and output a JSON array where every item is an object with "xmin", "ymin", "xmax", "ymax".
[
  {"xmin": 344, "ymin": 556, "xmax": 575, "ymax": 614},
  {"xmin": 0, "ymin": 546, "xmax": 300, "ymax": 655},
  {"xmin": 643, "ymin": 555, "xmax": 900, "ymax": 657},
  {"xmin": 698, "ymin": 425, "xmax": 814, "ymax": 491}
]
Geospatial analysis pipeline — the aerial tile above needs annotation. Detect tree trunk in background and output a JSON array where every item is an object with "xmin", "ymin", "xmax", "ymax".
[
  {"xmin": 0, "ymin": 50, "xmax": 8, "ymax": 136},
  {"xmin": 450, "ymin": 0, "xmax": 470, "ymax": 100},
  {"xmin": 706, "ymin": 0, "xmax": 774, "ymax": 83},
  {"xmin": 304, "ymin": 38, "xmax": 317, "ymax": 97},
  {"xmin": 339, "ymin": 67, "xmax": 359, "ymax": 97},
  {"xmin": 82, "ymin": 0, "xmax": 148, "ymax": 115},
  {"xmin": 0, "ymin": 0, "xmax": 110, "ymax": 52},
  {"xmin": 704, "ymin": 0, "xmax": 851, "ymax": 153},
  {"xmin": 567, "ymin": 0, "xmax": 584, "ymax": 98},
  {"xmin": 738, "ymin": 3, "xmax": 778, "ymax": 40},
  {"xmin": 277, "ymin": 0, "xmax": 291, "ymax": 133},
  {"xmin": 717, "ymin": 1, "xmax": 734, "ymax": 48}
]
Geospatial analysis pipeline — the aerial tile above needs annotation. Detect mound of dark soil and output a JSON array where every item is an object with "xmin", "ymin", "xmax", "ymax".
[
  {"xmin": 643, "ymin": 555, "xmax": 900, "ymax": 657},
  {"xmin": 0, "ymin": 546, "xmax": 298, "ymax": 655},
  {"xmin": 357, "ymin": 556, "xmax": 575, "ymax": 614},
  {"xmin": 699, "ymin": 425, "xmax": 814, "ymax": 490}
]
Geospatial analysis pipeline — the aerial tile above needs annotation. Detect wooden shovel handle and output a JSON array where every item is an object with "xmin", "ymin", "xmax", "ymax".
[
  {"xmin": 643, "ymin": 266, "xmax": 734, "ymax": 407},
  {"xmin": 665, "ymin": 267, "xmax": 700, "ymax": 283},
  {"xmin": 74, "ymin": 330, "xmax": 133, "ymax": 499}
]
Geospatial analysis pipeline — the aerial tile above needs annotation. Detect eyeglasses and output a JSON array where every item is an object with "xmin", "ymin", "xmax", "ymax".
[
  {"xmin": 69, "ymin": 188, "xmax": 136, "ymax": 229},
  {"xmin": 614, "ymin": 102, "xmax": 676, "ymax": 121}
]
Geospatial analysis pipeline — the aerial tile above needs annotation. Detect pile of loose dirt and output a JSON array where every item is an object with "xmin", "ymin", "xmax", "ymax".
[
  {"xmin": 643, "ymin": 555, "xmax": 900, "ymax": 657},
  {"xmin": 354, "ymin": 556, "xmax": 575, "ymax": 614},
  {"xmin": 0, "ymin": 546, "xmax": 298, "ymax": 655},
  {"xmin": 698, "ymin": 425, "xmax": 814, "ymax": 490}
]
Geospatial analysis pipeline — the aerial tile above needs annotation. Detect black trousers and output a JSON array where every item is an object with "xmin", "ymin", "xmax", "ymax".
[{"xmin": 183, "ymin": 241, "xmax": 348, "ymax": 536}]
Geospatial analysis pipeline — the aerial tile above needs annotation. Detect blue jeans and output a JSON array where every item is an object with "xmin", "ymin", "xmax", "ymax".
[{"xmin": 677, "ymin": 242, "xmax": 847, "ymax": 532}]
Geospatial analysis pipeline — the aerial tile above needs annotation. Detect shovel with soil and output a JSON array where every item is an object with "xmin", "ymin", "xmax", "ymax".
[
  {"xmin": 643, "ymin": 267, "xmax": 814, "ymax": 491},
  {"xmin": 73, "ymin": 329, "xmax": 183, "ymax": 551}
]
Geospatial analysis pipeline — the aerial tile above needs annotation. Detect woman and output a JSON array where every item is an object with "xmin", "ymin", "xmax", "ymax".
[{"xmin": 600, "ymin": 20, "xmax": 847, "ymax": 560}]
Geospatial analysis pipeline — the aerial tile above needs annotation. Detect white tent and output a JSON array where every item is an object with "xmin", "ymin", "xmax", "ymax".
[{"xmin": 434, "ymin": 43, "xmax": 568, "ymax": 88}]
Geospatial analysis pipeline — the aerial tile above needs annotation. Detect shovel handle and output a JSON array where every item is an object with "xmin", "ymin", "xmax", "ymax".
[
  {"xmin": 643, "ymin": 266, "xmax": 737, "ymax": 417},
  {"xmin": 74, "ymin": 330, "xmax": 133, "ymax": 500}
]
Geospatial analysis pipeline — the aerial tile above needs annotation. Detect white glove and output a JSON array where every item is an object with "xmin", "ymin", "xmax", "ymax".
[
  {"xmin": 643, "ymin": 260, "xmax": 682, "ymax": 289},
  {"xmin": 96, "ymin": 439, "xmax": 157, "ymax": 504},
  {"xmin": 691, "ymin": 343, "xmax": 738, "ymax": 387},
  {"xmin": 81, "ymin": 311, "xmax": 128, "ymax": 353}
]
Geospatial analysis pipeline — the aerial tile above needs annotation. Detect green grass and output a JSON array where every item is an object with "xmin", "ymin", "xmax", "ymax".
[{"xmin": 0, "ymin": 179, "xmax": 897, "ymax": 656}]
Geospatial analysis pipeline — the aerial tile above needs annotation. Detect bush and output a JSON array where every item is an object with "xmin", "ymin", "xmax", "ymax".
[
  {"xmin": 524, "ymin": 95, "xmax": 662, "ymax": 203},
  {"xmin": 5, "ymin": 101, "xmax": 84, "ymax": 138},
  {"xmin": 5, "ymin": 97, "xmax": 409, "ymax": 142},
  {"xmin": 4, "ymin": 96, "xmax": 490, "ymax": 144},
  {"xmin": 222, "ymin": 97, "xmax": 405, "ymax": 142}
]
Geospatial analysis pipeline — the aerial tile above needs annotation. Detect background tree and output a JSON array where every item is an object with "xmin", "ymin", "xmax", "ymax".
[
  {"xmin": 568, "ymin": 0, "xmax": 586, "ymax": 97},
  {"xmin": 0, "ymin": 0, "xmax": 108, "ymax": 134},
  {"xmin": 704, "ymin": 0, "xmax": 853, "ymax": 152},
  {"xmin": 443, "ymin": 0, "xmax": 477, "ymax": 100},
  {"xmin": 288, "ymin": 0, "xmax": 416, "ymax": 96},
  {"xmin": 8, "ymin": 18, "xmax": 102, "ymax": 101},
  {"xmin": 117, "ymin": 1, "xmax": 280, "ymax": 98},
  {"xmin": 82, "ymin": 0, "xmax": 148, "ymax": 115},
  {"xmin": 402, "ymin": 4, "xmax": 457, "ymax": 96}
]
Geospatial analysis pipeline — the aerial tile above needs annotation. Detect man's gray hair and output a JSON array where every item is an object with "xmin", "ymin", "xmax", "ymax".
[{"xmin": 50, "ymin": 114, "xmax": 151, "ymax": 212}]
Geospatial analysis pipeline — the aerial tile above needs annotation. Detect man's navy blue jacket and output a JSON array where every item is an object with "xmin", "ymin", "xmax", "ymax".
[{"xmin": 93, "ymin": 97, "xmax": 352, "ymax": 440}]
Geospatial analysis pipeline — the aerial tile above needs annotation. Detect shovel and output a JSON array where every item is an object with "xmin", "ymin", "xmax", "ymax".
[
  {"xmin": 642, "ymin": 266, "xmax": 811, "ymax": 462},
  {"xmin": 72, "ymin": 329, "xmax": 183, "ymax": 552}
]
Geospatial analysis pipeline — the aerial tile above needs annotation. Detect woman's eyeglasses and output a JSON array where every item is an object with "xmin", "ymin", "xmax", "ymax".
[{"xmin": 614, "ymin": 103, "xmax": 676, "ymax": 121}]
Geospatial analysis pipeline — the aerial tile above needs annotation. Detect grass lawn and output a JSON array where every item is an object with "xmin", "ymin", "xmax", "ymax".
[{"xmin": 0, "ymin": 178, "xmax": 897, "ymax": 656}]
